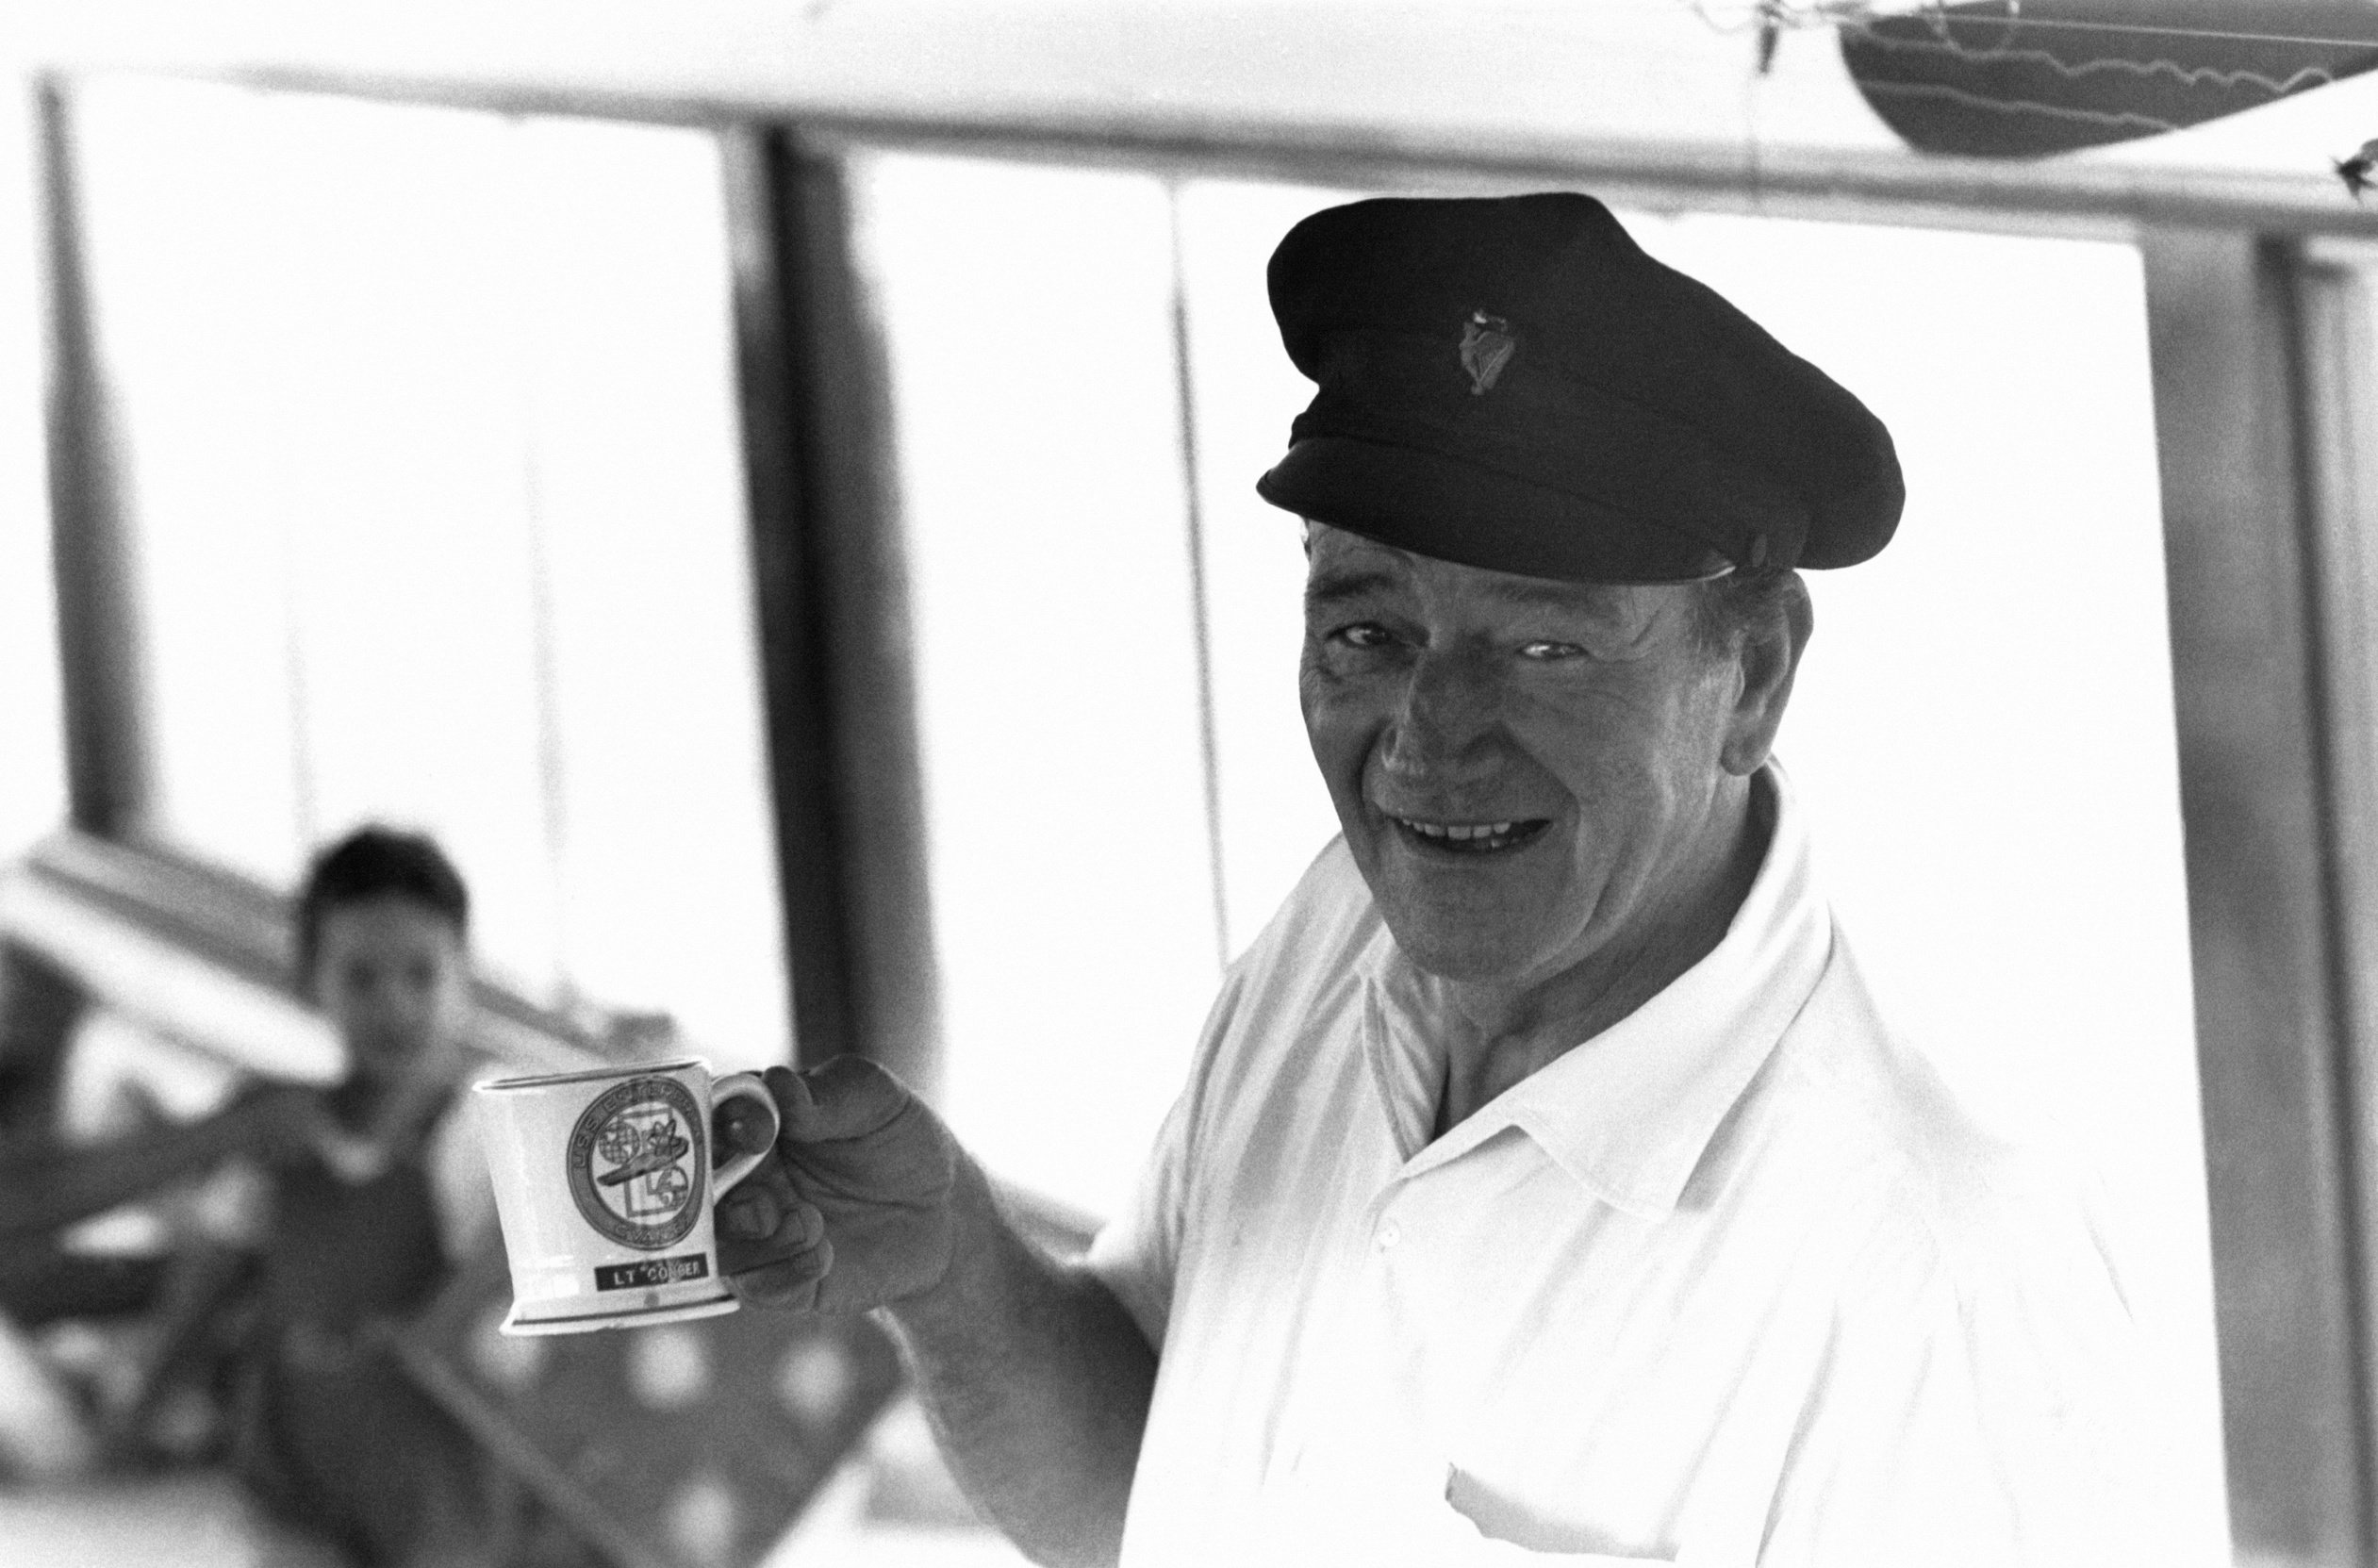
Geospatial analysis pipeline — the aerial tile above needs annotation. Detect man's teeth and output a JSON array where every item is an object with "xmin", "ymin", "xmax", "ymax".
[
  {"xmin": 1400, "ymin": 819, "xmax": 1516, "ymax": 841},
  {"xmin": 1392, "ymin": 817, "xmax": 1545, "ymax": 856}
]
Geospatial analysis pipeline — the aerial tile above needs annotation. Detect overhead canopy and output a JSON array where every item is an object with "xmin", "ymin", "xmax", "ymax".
[
  {"xmin": 7, "ymin": 0, "xmax": 2378, "ymax": 228},
  {"xmin": 1841, "ymin": 0, "xmax": 2378, "ymax": 158}
]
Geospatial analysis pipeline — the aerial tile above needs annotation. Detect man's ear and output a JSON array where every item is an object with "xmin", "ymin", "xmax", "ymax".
[{"xmin": 1719, "ymin": 573, "xmax": 1812, "ymax": 777}]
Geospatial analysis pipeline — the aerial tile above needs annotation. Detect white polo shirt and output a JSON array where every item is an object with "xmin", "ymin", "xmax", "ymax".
[{"xmin": 1087, "ymin": 767, "xmax": 2171, "ymax": 1566}]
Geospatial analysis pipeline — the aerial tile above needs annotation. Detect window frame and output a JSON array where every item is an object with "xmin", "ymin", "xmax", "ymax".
[{"xmin": 26, "ymin": 56, "xmax": 2378, "ymax": 1563}]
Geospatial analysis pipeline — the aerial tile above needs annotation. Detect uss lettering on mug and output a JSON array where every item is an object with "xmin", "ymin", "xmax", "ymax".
[{"xmin": 473, "ymin": 1058, "xmax": 780, "ymax": 1334}]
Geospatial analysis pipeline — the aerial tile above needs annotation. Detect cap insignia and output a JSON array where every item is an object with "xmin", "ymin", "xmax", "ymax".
[{"xmin": 1459, "ymin": 310, "xmax": 1516, "ymax": 396}]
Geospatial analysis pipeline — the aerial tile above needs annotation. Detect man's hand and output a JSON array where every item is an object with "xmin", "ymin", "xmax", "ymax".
[
  {"xmin": 714, "ymin": 1057, "xmax": 960, "ymax": 1313},
  {"xmin": 713, "ymin": 1058, "xmax": 1154, "ymax": 1564}
]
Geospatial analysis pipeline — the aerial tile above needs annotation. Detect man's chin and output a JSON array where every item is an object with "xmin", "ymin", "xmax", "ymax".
[{"xmin": 1376, "ymin": 911, "xmax": 1554, "ymax": 986}]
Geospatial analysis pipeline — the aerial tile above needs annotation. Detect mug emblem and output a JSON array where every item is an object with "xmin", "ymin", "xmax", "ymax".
[
  {"xmin": 567, "ymin": 1076, "xmax": 706, "ymax": 1251},
  {"xmin": 1459, "ymin": 310, "xmax": 1516, "ymax": 396}
]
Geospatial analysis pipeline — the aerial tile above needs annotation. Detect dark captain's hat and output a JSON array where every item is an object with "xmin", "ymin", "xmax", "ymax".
[{"xmin": 1256, "ymin": 192, "xmax": 1903, "ymax": 583}]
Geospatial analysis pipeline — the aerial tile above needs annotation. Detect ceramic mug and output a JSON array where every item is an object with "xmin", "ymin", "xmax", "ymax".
[{"xmin": 472, "ymin": 1058, "xmax": 780, "ymax": 1334}]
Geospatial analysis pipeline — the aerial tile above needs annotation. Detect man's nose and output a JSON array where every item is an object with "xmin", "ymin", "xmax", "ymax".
[{"xmin": 1380, "ymin": 646, "xmax": 1501, "ymax": 780}]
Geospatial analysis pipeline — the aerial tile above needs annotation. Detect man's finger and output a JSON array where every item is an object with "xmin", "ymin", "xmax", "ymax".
[
  {"xmin": 718, "ymin": 1183, "xmax": 782, "ymax": 1243},
  {"xmin": 762, "ymin": 1057, "xmax": 916, "ymax": 1145},
  {"xmin": 718, "ymin": 1189, "xmax": 825, "ymax": 1262},
  {"xmin": 712, "ymin": 1097, "xmax": 776, "ymax": 1164},
  {"xmin": 724, "ymin": 1237, "xmax": 834, "ymax": 1311}
]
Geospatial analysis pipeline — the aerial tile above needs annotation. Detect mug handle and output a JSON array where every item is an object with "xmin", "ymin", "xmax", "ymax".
[{"xmin": 709, "ymin": 1070, "xmax": 782, "ymax": 1196}]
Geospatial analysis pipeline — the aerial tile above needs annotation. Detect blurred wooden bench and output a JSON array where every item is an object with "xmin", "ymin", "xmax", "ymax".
[{"xmin": 0, "ymin": 831, "xmax": 910, "ymax": 1568}]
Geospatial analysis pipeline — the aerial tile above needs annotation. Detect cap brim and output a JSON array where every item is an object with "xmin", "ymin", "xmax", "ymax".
[{"xmin": 1257, "ymin": 436, "xmax": 1733, "ymax": 586}]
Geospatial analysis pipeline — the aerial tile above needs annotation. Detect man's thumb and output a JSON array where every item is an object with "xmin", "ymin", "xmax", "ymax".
[{"xmin": 764, "ymin": 1055, "xmax": 915, "ymax": 1144}]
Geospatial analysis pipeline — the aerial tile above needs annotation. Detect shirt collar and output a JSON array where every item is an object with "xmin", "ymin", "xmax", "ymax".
[{"xmin": 1357, "ymin": 763, "xmax": 1834, "ymax": 1218}]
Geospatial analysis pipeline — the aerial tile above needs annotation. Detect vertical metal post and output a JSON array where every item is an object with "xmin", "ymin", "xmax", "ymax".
[
  {"xmin": 2304, "ymin": 253, "xmax": 2378, "ymax": 1568},
  {"xmin": 720, "ymin": 129, "xmax": 941, "ymax": 1089},
  {"xmin": 1164, "ymin": 181, "xmax": 1230, "ymax": 976},
  {"xmin": 34, "ymin": 77, "xmax": 146, "ymax": 841},
  {"xmin": 2144, "ymin": 228, "xmax": 2373, "ymax": 1566}
]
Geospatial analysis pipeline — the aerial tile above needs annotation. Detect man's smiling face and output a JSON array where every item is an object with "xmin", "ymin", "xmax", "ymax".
[{"xmin": 1299, "ymin": 523, "xmax": 1758, "ymax": 990}]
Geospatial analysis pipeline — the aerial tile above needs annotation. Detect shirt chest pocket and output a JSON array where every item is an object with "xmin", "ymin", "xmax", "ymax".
[
  {"xmin": 1447, "ymin": 1463, "xmax": 1688, "ymax": 1562},
  {"xmin": 1429, "ymin": 1290, "xmax": 1812, "ymax": 1565},
  {"xmin": 1443, "ymin": 1399, "xmax": 1780, "ymax": 1568},
  {"xmin": 1448, "ymin": 1466, "xmax": 1759, "ymax": 1566}
]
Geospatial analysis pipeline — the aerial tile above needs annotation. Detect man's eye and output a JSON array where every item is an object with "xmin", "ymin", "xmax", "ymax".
[
  {"xmin": 1517, "ymin": 639, "xmax": 1585, "ymax": 661},
  {"xmin": 1329, "ymin": 622, "xmax": 1395, "ymax": 650}
]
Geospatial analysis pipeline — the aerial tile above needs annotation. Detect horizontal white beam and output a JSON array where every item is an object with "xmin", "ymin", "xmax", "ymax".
[{"xmin": 11, "ymin": 0, "xmax": 2378, "ymax": 234}]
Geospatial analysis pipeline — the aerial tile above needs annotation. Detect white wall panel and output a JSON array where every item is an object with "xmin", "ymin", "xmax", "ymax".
[
  {"xmin": 1174, "ymin": 179, "xmax": 1352, "ymax": 961},
  {"xmin": 858, "ymin": 153, "xmax": 1216, "ymax": 1213},
  {"xmin": 0, "ymin": 82, "xmax": 63, "ymax": 865},
  {"xmin": 1629, "ymin": 211, "xmax": 2223, "ymax": 1560},
  {"xmin": 68, "ymin": 79, "xmax": 786, "ymax": 1062},
  {"xmin": 514, "ymin": 117, "xmax": 790, "ymax": 1069}
]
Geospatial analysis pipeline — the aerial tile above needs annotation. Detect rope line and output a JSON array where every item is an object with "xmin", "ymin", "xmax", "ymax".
[
  {"xmin": 1842, "ymin": 26, "xmax": 2357, "ymax": 98},
  {"xmin": 1680, "ymin": 0, "xmax": 2378, "ymax": 55}
]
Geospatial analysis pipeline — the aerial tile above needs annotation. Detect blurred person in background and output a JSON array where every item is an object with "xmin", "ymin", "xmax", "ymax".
[
  {"xmin": 0, "ymin": 827, "xmax": 503, "ymax": 1560},
  {"xmin": 714, "ymin": 193, "xmax": 2165, "ymax": 1565},
  {"xmin": 0, "ymin": 1069, "xmax": 326, "ymax": 1288},
  {"xmin": 0, "ymin": 953, "xmax": 330, "ymax": 1479},
  {"xmin": 218, "ymin": 823, "xmax": 504, "ymax": 1568}
]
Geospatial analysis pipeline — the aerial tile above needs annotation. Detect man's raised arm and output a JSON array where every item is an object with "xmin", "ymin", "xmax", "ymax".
[{"xmin": 716, "ymin": 1057, "xmax": 1156, "ymax": 1568}]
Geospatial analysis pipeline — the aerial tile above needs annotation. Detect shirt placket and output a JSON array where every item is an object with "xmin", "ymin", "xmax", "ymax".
[
  {"xmin": 1266, "ymin": 1171, "xmax": 1419, "ymax": 1487},
  {"xmin": 1264, "ymin": 967, "xmax": 1518, "ymax": 1494},
  {"xmin": 1275, "ymin": 1131, "xmax": 1517, "ymax": 1505}
]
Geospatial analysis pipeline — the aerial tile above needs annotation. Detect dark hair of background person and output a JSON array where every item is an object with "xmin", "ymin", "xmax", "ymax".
[{"xmin": 292, "ymin": 826, "xmax": 471, "ymax": 986}]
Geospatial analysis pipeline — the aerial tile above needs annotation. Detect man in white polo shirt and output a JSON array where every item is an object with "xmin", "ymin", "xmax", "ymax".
[{"xmin": 717, "ymin": 192, "xmax": 2159, "ymax": 1565}]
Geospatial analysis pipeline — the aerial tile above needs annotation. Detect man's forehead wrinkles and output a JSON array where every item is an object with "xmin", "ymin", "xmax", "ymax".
[
  {"xmin": 1304, "ymin": 565, "xmax": 1409, "ymax": 609},
  {"xmin": 1479, "ymin": 578, "xmax": 1634, "ymax": 619},
  {"xmin": 1304, "ymin": 532, "xmax": 1658, "ymax": 629},
  {"xmin": 1305, "ymin": 565, "xmax": 1571, "ymax": 608}
]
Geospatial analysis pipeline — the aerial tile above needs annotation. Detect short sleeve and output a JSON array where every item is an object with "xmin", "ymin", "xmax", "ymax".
[
  {"xmin": 1083, "ymin": 964, "xmax": 1249, "ymax": 1352},
  {"xmin": 1083, "ymin": 1082, "xmax": 1194, "ymax": 1350},
  {"xmin": 1759, "ymin": 1172, "xmax": 2178, "ymax": 1567}
]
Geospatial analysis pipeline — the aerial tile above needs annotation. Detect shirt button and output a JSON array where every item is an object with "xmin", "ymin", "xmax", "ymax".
[{"xmin": 1376, "ymin": 1222, "xmax": 1401, "ymax": 1250}]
